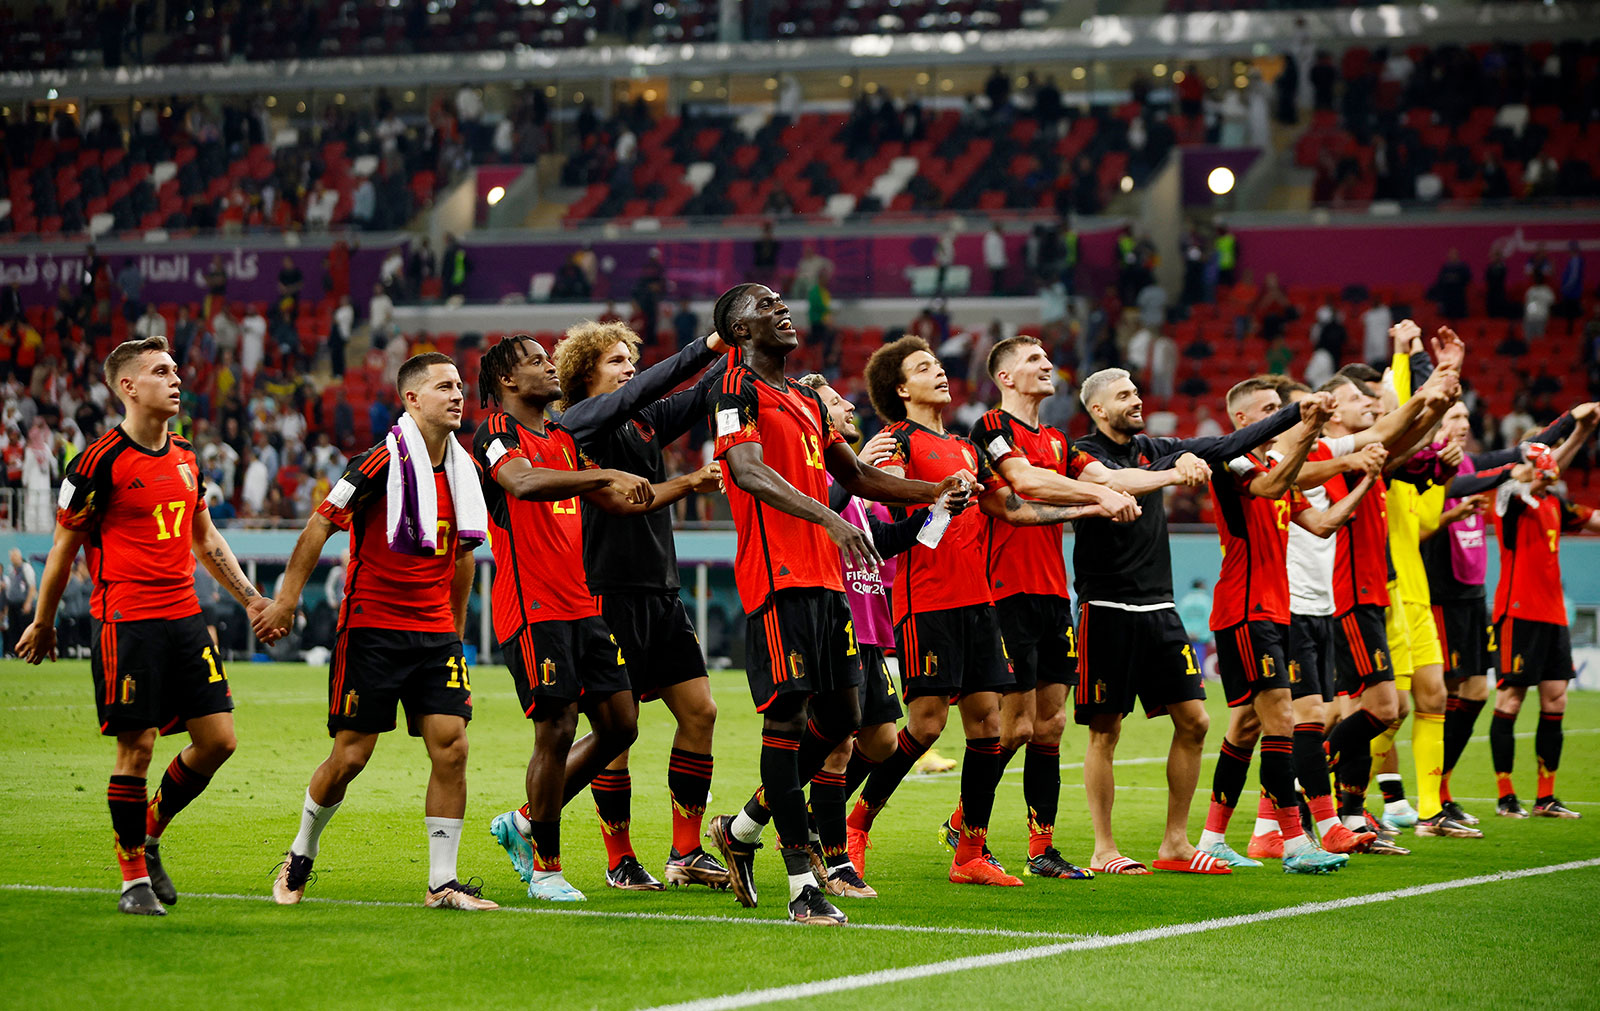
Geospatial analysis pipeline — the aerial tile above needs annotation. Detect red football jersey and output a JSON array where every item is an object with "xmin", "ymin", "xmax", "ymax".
[
  {"xmin": 970, "ymin": 409, "xmax": 1085, "ymax": 600},
  {"xmin": 880, "ymin": 420, "xmax": 1003, "ymax": 623},
  {"xmin": 1324, "ymin": 450, "xmax": 1389, "ymax": 613},
  {"xmin": 1493, "ymin": 493, "xmax": 1592, "ymax": 625},
  {"xmin": 473, "ymin": 412, "xmax": 600, "ymax": 640},
  {"xmin": 1209, "ymin": 454, "xmax": 1309, "ymax": 629},
  {"xmin": 318, "ymin": 444, "xmax": 459, "ymax": 634},
  {"xmin": 57, "ymin": 427, "xmax": 206, "ymax": 622},
  {"xmin": 711, "ymin": 366, "xmax": 846, "ymax": 613}
]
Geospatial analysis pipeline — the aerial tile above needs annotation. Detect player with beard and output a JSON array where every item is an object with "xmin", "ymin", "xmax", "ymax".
[
  {"xmin": 847, "ymin": 336, "xmax": 1122, "ymax": 888},
  {"xmin": 1487, "ymin": 424, "xmax": 1600, "ymax": 820},
  {"xmin": 939, "ymin": 336, "xmax": 1139, "ymax": 880},
  {"xmin": 1191, "ymin": 376, "xmax": 1375, "ymax": 872},
  {"xmin": 702, "ymin": 286, "xmax": 969, "ymax": 923},
  {"xmin": 1071, "ymin": 367, "xmax": 1318, "ymax": 875},
  {"xmin": 549, "ymin": 322, "xmax": 731, "ymax": 891},
  {"xmin": 1418, "ymin": 400, "xmax": 1580, "ymax": 823},
  {"xmin": 1311, "ymin": 339, "xmax": 1459, "ymax": 841}
]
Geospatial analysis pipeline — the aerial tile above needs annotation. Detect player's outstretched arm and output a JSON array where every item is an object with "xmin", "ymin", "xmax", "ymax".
[
  {"xmin": 14, "ymin": 523, "xmax": 88, "ymax": 664},
  {"xmin": 1247, "ymin": 393, "xmax": 1336, "ymax": 499},
  {"xmin": 821, "ymin": 441, "xmax": 966, "ymax": 509},
  {"xmin": 251, "ymin": 513, "xmax": 336, "ymax": 641},
  {"xmin": 1164, "ymin": 401, "xmax": 1304, "ymax": 464},
  {"xmin": 977, "ymin": 486, "xmax": 1113, "ymax": 526},
  {"xmin": 495, "ymin": 452, "xmax": 650, "ymax": 505},
  {"xmin": 584, "ymin": 462, "xmax": 722, "ymax": 515},
  {"xmin": 190, "ymin": 507, "xmax": 276, "ymax": 639},
  {"xmin": 1076, "ymin": 455, "xmax": 1206, "ymax": 496},
  {"xmin": 560, "ymin": 334, "xmax": 725, "ymax": 446},
  {"xmin": 725, "ymin": 441, "xmax": 882, "ymax": 569},
  {"xmin": 450, "ymin": 548, "xmax": 474, "ymax": 640},
  {"xmin": 1550, "ymin": 402, "xmax": 1598, "ymax": 473},
  {"xmin": 994, "ymin": 456, "xmax": 1140, "ymax": 519}
]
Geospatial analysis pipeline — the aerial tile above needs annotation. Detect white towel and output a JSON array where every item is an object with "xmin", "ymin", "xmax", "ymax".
[{"xmin": 385, "ymin": 413, "xmax": 487, "ymax": 554}]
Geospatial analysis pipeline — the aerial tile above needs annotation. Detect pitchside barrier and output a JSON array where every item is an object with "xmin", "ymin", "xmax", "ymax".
[{"xmin": 4, "ymin": 527, "xmax": 1597, "ymax": 691}]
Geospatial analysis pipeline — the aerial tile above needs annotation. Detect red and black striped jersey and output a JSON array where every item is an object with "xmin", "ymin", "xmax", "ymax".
[
  {"xmin": 317, "ymin": 443, "xmax": 459, "ymax": 634},
  {"xmin": 1493, "ymin": 493, "xmax": 1592, "ymax": 626},
  {"xmin": 970, "ymin": 408, "xmax": 1086, "ymax": 600},
  {"xmin": 879, "ymin": 419, "xmax": 1003, "ymax": 624},
  {"xmin": 710, "ymin": 365, "xmax": 845, "ymax": 613},
  {"xmin": 1208, "ymin": 454, "xmax": 1309, "ymax": 629},
  {"xmin": 57, "ymin": 426, "xmax": 206, "ymax": 622},
  {"xmin": 473, "ymin": 412, "xmax": 600, "ymax": 640}
]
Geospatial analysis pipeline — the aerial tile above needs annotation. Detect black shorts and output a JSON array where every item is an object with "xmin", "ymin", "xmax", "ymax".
[
  {"xmin": 328, "ymin": 627, "xmax": 473, "ymax": 736},
  {"xmin": 1495, "ymin": 617, "xmax": 1574, "ymax": 689},
  {"xmin": 1213, "ymin": 620, "xmax": 1292, "ymax": 708},
  {"xmin": 92, "ymin": 614, "xmax": 233, "ymax": 737},
  {"xmin": 597, "ymin": 591, "xmax": 708, "ymax": 701},
  {"xmin": 1074, "ymin": 603, "xmax": 1206, "ymax": 725},
  {"xmin": 1434, "ymin": 598, "xmax": 1489, "ymax": 681},
  {"xmin": 897, "ymin": 603, "xmax": 1015, "ymax": 701},
  {"xmin": 745, "ymin": 589, "xmax": 864, "ymax": 712},
  {"xmin": 857, "ymin": 643, "xmax": 903, "ymax": 726},
  {"xmin": 1333, "ymin": 605, "xmax": 1396, "ymax": 698},
  {"xmin": 504, "ymin": 616, "xmax": 633, "ymax": 718},
  {"xmin": 1287, "ymin": 613, "xmax": 1337, "ymax": 701},
  {"xmin": 995, "ymin": 593, "xmax": 1077, "ymax": 692}
]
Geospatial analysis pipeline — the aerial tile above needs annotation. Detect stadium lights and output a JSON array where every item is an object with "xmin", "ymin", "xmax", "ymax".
[
  {"xmin": 487, "ymin": 186, "xmax": 506, "ymax": 205},
  {"xmin": 1208, "ymin": 166, "xmax": 1236, "ymax": 196},
  {"xmin": 1119, "ymin": 175, "xmax": 1134, "ymax": 193}
]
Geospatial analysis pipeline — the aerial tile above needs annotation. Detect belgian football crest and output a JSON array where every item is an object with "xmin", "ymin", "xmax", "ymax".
[
  {"xmin": 177, "ymin": 463, "xmax": 196, "ymax": 491},
  {"xmin": 787, "ymin": 651, "xmax": 806, "ymax": 681},
  {"xmin": 341, "ymin": 689, "xmax": 359, "ymax": 717},
  {"xmin": 539, "ymin": 658, "xmax": 558, "ymax": 686},
  {"xmin": 1373, "ymin": 649, "xmax": 1388, "ymax": 672}
]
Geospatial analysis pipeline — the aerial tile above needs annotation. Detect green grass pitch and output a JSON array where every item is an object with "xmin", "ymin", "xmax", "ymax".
[{"xmin": 2, "ymin": 660, "xmax": 1597, "ymax": 1010}]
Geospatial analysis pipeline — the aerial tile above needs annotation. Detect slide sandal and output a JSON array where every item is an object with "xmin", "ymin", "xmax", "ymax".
[
  {"xmin": 1088, "ymin": 856, "xmax": 1151, "ymax": 875},
  {"xmin": 1152, "ymin": 852, "xmax": 1232, "ymax": 875}
]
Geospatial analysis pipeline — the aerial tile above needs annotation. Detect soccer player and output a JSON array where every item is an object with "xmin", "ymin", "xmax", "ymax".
[
  {"xmin": 1071, "ymin": 367, "xmax": 1314, "ymax": 875},
  {"xmin": 1487, "ymin": 409, "xmax": 1599, "ymax": 819},
  {"xmin": 956, "ymin": 336, "xmax": 1140, "ymax": 879},
  {"xmin": 1314, "ymin": 345, "xmax": 1458, "ymax": 840},
  {"xmin": 848, "ymin": 336, "xmax": 1123, "ymax": 888},
  {"xmin": 550, "ymin": 322, "xmax": 731, "ymax": 890},
  {"xmin": 258, "ymin": 352, "xmax": 498, "ymax": 911},
  {"xmin": 1192, "ymin": 377, "xmax": 1377, "ymax": 872},
  {"xmin": 17, "ymin": 336, "xmax": 275, "ymax": 916},
  {"xmin": 701, "ymin": 285, "xmax": 967, "ymax": 924},
  {"xmin": 474, "ymin": 333, "xmax": 708, "ymax": 900},
  {"xmin": 1419, "ymin": 401, "xmax": 1578, "ymax": 823},
  {"xmin": 799, "ymin": 372, "xmax": 934, "ymax": 897}
]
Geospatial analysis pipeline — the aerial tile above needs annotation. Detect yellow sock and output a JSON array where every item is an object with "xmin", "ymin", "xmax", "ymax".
[{"xmin": 1414, "ymin": 712, "xmax": 1445, "ymax": 819}]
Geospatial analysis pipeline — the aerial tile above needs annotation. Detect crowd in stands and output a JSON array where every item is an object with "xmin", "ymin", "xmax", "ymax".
[
  {"xmin": 1296, "ymin": 38, "xmax": 1600, "ymax": 206},
  {"xmin": 0, "ymin": 81, "xmax": 555, "ymax": 240}
]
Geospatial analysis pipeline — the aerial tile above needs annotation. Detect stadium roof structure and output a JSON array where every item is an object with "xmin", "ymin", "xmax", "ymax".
[{"xmin": 3, "ymin": 1, "xmax": 1595, "ymax": 102}]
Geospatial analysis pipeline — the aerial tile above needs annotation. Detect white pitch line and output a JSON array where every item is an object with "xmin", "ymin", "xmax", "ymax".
[
  {"xmin": 636, "ymin": 858, "xmax": 1600, "ymax": 1011},
  {"xmin": 0, "ymin": 883, "xmax": 1082, "ymax": 941}
]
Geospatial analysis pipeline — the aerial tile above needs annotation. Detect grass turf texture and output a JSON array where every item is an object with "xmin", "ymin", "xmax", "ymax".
[{"xmin": 2, "ymin": 660, "xmax": 1597, "ymax": 1010}]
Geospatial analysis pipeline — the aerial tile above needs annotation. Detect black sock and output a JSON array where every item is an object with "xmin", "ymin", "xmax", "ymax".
[
  {"xmin": 147, "ymin": 753, "xmax": 212, "ymax": 841},
  {"xmin": 590, "ymin": 769, "xmax": 633, "ymax": 868},
  {"xmin": 1211, "ymin": 737, "xmax": 1253, "ymax": 809},
  {"xmin": 959, "ymin": 737, "xmax": 1004, "ymax": 834},
  {"xmin": 1490, "ymin": 708, "xmax": 1517, "ymax": 776},
  {"xmin": 1377, "ymin": 774, "xmax": 1406, "ymax": 805},
  {"xmin": 797, "ymin": 718, "xmax": 845, "ymax": 785},
  {"xmin": 808, "ymin": 770, "xmax": 849, "ymax": 868},
  {"xmin": 1293, "ymin": 722, "xmax": 1331, "ymax": 799},
  {"xmin": 108, "ymin": 775, "xmax": 148, "ymax": 880},
  {"xmin": 1260, "ymin": 735, "xmax": 1297, "ymax": 809},
  {"xmin": 859, "ymin": 728, "xmax": 930, "ymax": 810},
  {"xmin": 667, "ymin": 748, "xmax": 713, "ymax": 815},
  {"xmin": 1329, "ymin": 709, "xmax": 1386, "ymax": 815},
  {"xmin": 760, "ymin": 729, "xmax": 807, "ymax": 850},
  {"xmin": 1442, "ymin": 697, "xmax": 1484, "ymax": 774},
  {"xmin": 1022, "ymin": 742, "xmax": 1060, "ymax": 839},
  {"xmin": 527, "ymin": 818, "xmax": 561, "ymax": 870},
  {"xmin": 1536, "ymin": 711, "xmax": 1564, "ymax": 800},
  {"xmin": 843, "ymin": 745, "xmax": 881, "ymax": 800}
]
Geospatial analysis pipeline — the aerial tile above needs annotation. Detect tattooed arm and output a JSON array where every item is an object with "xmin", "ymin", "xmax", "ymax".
[
  {"xmin": 977, "ymin": 486, "xmax": 1115, "ymax": 526},
  {"xmin": 190, "ymin": 506, "xmax": 279, "ymax": 640}
]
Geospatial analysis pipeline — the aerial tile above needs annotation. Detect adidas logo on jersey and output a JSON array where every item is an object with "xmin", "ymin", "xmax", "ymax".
[
  {"xmin": 778, "ymin": 565, "xmax": 791, "ymax": 576},
  {"xmin": 127, "ymin": 479, "xmax": 146, "ymax": 489}
]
